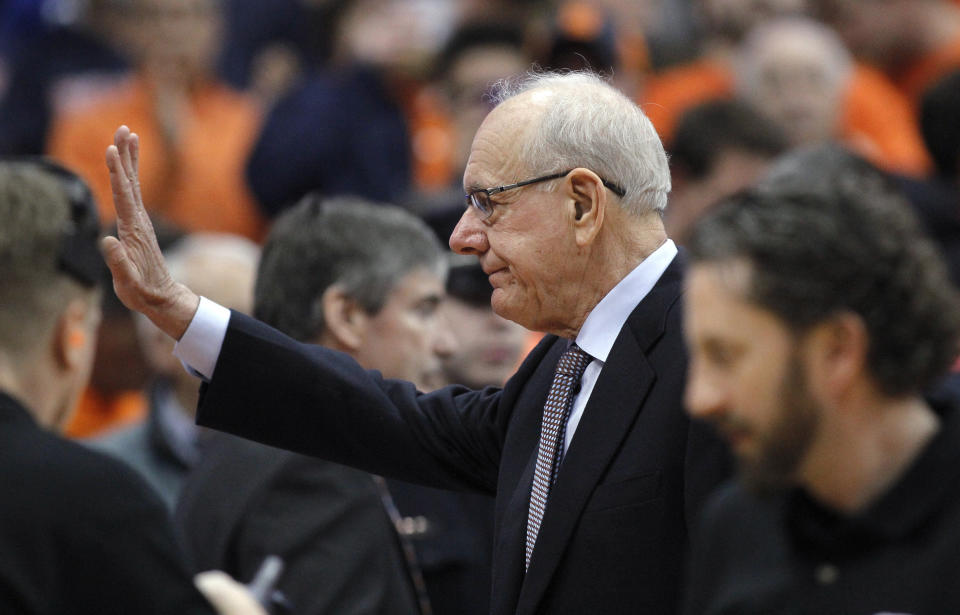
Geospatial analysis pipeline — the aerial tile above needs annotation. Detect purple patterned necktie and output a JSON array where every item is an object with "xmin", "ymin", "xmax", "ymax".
[{"xmin": 525, "ymin": 343, "xmax": 591, "ymax": 570}]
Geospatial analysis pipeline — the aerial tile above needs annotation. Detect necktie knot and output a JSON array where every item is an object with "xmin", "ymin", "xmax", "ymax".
[{"xmin": 556, "ymin": 344, "xmax": 591, "ymax": 378}]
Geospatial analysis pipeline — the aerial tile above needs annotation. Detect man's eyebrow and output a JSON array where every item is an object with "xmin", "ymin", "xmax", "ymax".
[{"xmin": 464, "ymin": 182, "xmax": 486, "ymax": 193}]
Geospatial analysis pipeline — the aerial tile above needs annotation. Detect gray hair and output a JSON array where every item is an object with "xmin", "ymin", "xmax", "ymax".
[
  {"xmin": 490, "ymin": 70, "xmax": 671, "ymax": 216},
  {"xmin": 165, "ymin": 232, "xmax": 260, "ymax": 313},
  {"xmin": 735, "ymin": 16, "xmax": 853, "ymax": 95},
  {"xmin": 254, "ymin": 195, "xmax": 446, "ymax": 342}
]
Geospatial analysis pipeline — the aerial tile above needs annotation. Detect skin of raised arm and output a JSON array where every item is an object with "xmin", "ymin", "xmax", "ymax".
[{"xmin": 100, "ymin": 125, "xmax": 200, "ymax": 340}]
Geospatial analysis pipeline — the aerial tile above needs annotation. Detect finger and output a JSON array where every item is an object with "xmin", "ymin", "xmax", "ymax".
[
  {"xmin": 117, "ymin": 126, "xmax": 136, "ymax": 182},
  {"xmin": 106, "ymin": 144, "xmax": 139, "ymax": 225},
  {"xmin": 100, "ymin": 236, "xmax": 142, "ymax": 308},
  {"xmin": 194, "ymin": 571, "xmax": 268, "ymax": 615},
  {"xmin": 130, "ymin": 131, "xmax": 140, "ymax": 172}
]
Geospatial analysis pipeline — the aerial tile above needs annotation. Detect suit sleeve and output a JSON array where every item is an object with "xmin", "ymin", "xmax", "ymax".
[
  {"xmin": 197, "ymin": 311, "xmax": 508, "ymax": 494},
  {"xmin": 229, "ymin": 457, "xmax": 420, "ymax": 615}
]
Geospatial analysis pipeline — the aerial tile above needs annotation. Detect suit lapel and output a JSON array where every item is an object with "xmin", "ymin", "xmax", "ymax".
[
  {"xmin": 513, "ymin": 257, "xmax": 684, "ymax": 615},
  {"xmin": 490, "ymin": 338, "xmax": 567, "ymax": 615}
]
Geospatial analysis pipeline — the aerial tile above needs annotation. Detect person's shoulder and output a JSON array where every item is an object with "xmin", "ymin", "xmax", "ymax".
[
  {"xmin": 86, "ymin": 420, "xmax": 150, "ymax": 457},
  {"xmin": 3, "ymin": 425, "xmax": 166, "ymax": 521}
]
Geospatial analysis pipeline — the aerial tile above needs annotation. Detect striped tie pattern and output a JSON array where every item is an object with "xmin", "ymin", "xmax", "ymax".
[{"xmin": 525, "ymin": 343, "xmax": 591, "ymax": 570}]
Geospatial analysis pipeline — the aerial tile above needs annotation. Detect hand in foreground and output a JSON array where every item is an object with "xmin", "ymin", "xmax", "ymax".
[
  {"xmin": 195, "ymin": 571, "xmax": 269, "ymax": 615},
  {"xmin": 100, "ymin": 125, "xmax": 199, "ymax": 340}
]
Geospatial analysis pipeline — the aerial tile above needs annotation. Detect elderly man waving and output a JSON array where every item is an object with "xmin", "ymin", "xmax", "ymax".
[{"xmin": 102, "ymin": 71, "xmax": 729, "ymax": 615}]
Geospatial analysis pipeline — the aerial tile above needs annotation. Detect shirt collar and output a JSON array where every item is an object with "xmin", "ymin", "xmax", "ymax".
[
  {"xmin": 787, "ymin": 397, "xmax": 960, "ymax": 557},
  {"xmin": 576, "ymin": 239, "xmax": 678, "ymax": 362}
]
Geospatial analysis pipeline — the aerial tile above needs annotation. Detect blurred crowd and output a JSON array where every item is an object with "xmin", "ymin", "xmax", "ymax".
[
  {"xmin": 3, "ymin": 0, "xmax": 956, "ymax": 427},
  {"xmin": 2, "ymin": 0, "xmax": 960, "ymax": 612}
]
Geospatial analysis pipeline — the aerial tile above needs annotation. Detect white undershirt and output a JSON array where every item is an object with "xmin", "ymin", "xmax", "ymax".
[{"xmin": 173, "ymin": 240, "xmax": 679, "ymax": 454}]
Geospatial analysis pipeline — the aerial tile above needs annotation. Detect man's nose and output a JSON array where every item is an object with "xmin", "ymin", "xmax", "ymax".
[
  {"xmin": 449, "ymin": 207, "xmax": 488, "ymax": 256},
  {"xmin": 684, "ymin": 362, "xmax": 727, "ymax": 421},
  {"xmin": 433, "ymin": 313, "xmax": 458, "ymax": 359}
]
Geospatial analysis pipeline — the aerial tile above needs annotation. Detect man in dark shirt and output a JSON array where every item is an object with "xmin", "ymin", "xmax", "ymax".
[
  {"xmin": 682, "ymin": 145, "xmax": 960, "ymax": 614},
  {"xmin": 0, "ymin": 158, "xmax": 262, "ymax": 615}
]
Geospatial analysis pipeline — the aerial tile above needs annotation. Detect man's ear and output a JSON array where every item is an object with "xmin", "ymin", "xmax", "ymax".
[
  {"xmin": 565, "ymin": 168, "xmax": 606, "ymax": 247},
  {"xmin": 805, "ymin": 312, "xmax": 869, "ymax": 400},
  {"xmin": 321, "ymin": 285, "xmax": 368, "ymax": 352},
  {"xmin": 53, "ymin": 297, "xmax": 94, "ymax": 370}
]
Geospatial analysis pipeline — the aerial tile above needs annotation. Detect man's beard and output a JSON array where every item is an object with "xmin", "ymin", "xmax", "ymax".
[{"xmin": 739, "ymin": 353, "xmax": 821, "ymax": 496}]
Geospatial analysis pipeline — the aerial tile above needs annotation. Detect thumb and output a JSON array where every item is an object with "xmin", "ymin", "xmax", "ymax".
[{"xmin": 99, "ymin": 236, "xmax": 142, "ymax": 308}]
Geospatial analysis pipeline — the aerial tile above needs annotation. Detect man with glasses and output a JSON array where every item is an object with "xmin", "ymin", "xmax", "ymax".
[{"xmin": 101, "ymin": 70, "xmax": 729, "ymax": 615}]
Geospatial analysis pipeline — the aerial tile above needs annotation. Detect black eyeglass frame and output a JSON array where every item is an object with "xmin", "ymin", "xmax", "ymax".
[{"xmin": 465, "ymin": 169, "xmax": 626, "ymax": 219}]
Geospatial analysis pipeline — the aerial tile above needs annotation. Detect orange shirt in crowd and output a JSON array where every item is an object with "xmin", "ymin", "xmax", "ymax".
[
  {"xmin": 47, "ymin": 76, "xmax": 267, "ymax": 241},
  {"xmin": 640, "ymin": 59, "xmax": 733, "ymax": 146},
  {"xmin": 65, "ymin": 387, "xmax": 147, "ymax": 439},
  {"xmin": 405, "ymin": 84, "xmax": 457, "ymax": 193},
  {"xmin": 641, "ymin": 59, "xmax": 931, "ymax": 176}
]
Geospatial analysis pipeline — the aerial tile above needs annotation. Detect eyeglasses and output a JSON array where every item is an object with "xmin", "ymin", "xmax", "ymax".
[{"xmin": 464, "ymin": 169, "xmax": 626, "ymax": 219}]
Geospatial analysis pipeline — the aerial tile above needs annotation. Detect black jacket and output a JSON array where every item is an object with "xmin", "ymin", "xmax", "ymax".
[
  {"xmin": 0, "ymin": 391, "xmax": 213, "ymax": 615},
  {"xmin": 195, "ymin": 255, "xmax": 730, "ymax": 615}
]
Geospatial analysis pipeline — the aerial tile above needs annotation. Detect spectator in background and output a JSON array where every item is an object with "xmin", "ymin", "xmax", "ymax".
[
  {"xmin": 47, "ymin": 0, "xmax": 266, "ymax": 240},
  {"xmin": 439, "ymin": 255, "xmax": 530, "ymax": 390},
  {"xmin": 0, "ymin": 0, "xmax": 131, "ymax": 156},
  {"xmin": 64, "ymin": 261, "xmax": 150, "ymax": 438},
  {"xmin": 65, "ymin": 220, "xmax": 184, "ymax": 439},
  {"xmin": 892, "ymin": 69, "xmax": 960, "ymax": 289},
  {"xmin": 378, "ymin": 205, "xmax": 531, "ymax": 615},
  {"xmin": 90, "ymin": 233, "xmax": 259, "ymax": 510},
  {"xmin": 408, "ymin": 20, "xmax": 530, "ymax": 208},
  {"xmin": 0, "ymin": 157, "xmax": 262, "ymax": 615},
  {"xmin": 735, "ymin": 18, "xmax": 849, "ymax": 147},
  {"xmin": 733, "ymin": 16, "xmax": 929, "ymax": 176},
  {"xmin": 176, "ymin": 196, "xmax": 455, "ymax": 615},
  {"xmin": 683, "ymin": 144, "xmax": 960, "ymax": 615},
  {"xmin": 665, "ymin": 98, "xmax": 789, "ymax": 244},
  {"xmin": 642, "ymin": 0, "xmax": 930, "ymax": 176},
  {"xmin": 813, "ymin": 0, "xmax": 960, "ymax": 104},
  {"xmin": 921, "ymin": 69, "xmax": 960, "ymax": 184},
  {"xmin": 247, "ymin": 0, "xmax": 461, "ymax": 216},
  {"xmin": 640, "ymin": 0, "xmax": 808, "ymax": 141}
]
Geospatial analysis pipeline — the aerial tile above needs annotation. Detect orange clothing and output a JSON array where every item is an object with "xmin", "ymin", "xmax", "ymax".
[
  {"xmin": 640, "ymin": 59, "xmax": 930, "ymax": 176},
  {"xmin": 640, "ymin": 59, "xmax": 733, "ymax": 144},
  {"xmin": 898, "ymin": 34, "xmax": 960, "ymax": 103},
  {"xmin": 48, "ymin": 76, "xmax": 266, "ymax": 241},
  {"xmin": 65, "ymin": 387, "xmax": 147, "ymax": 439},
  {"xmin": 405, "ymin": 84, "xmax": 457, "ymax": 193},
  {"xmin": 842, "ymin": 64, "xmax": 931, "ymax": 176}
]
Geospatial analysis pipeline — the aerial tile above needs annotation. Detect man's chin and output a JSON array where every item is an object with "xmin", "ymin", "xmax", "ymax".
[{"xmin": 490, "ymin": 291, "xmax": 527, "ymax": 328}]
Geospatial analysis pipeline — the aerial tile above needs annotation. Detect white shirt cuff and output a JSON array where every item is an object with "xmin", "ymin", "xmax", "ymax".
[{"xmin": 173, "ymin": 296, "xmax": 230, "ymax": 381}]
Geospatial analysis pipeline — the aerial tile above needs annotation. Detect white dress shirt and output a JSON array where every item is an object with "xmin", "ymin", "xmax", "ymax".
[{"xmin": 173, "ymin": 240, "xmax": 679, "ymax": 454}]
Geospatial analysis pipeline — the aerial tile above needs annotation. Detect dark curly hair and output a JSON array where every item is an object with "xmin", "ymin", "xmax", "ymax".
[{"xmin": 688, "ymin": 144, "xmax": 960, "ymax": 396}]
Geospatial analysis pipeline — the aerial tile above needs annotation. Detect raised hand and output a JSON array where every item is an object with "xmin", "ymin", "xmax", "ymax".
[{"xmin": 100, "ymin": 125, "xmax": 199, "ymax": 340}]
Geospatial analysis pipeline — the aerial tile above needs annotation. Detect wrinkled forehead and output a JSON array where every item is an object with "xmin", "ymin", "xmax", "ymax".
[{"xmin": 463, "ymin": 94, "xmax": 548, "ymax": 187}]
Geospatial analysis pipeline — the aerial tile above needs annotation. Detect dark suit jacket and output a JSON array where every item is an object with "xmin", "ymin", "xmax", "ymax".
[
  {"xmin": 0, "ymin": 391, "xmax": 213, "ymax": 615},
  {"xmin": 196, "ymin": 255, "xmax": 730, "ymax": 615},
  {"xmin": 175, "ymin": 431, "xmax": 422, "ymax": 615}
]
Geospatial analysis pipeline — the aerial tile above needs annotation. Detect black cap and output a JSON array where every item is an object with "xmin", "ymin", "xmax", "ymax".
[
  {"xmin": 24, "ymin": 158, "xmax": 103, "ymax": 287},
  {"xmin": 422, "ymin": 204, "xmax": 494, "ymax": 308}
]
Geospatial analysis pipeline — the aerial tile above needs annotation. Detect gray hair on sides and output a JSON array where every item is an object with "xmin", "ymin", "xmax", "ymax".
[{"xmin": 489, "ymin": 70, "xmax": 671, "ymax": 217}]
